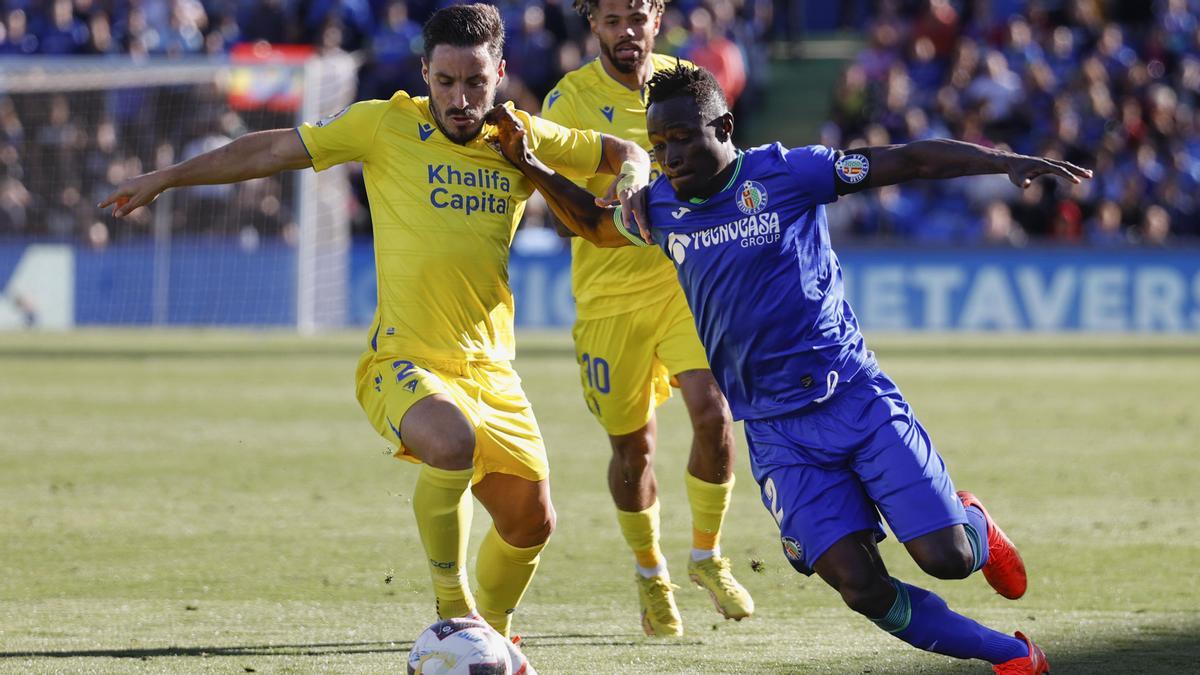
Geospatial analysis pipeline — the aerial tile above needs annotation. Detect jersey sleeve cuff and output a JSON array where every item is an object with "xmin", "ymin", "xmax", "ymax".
[{"xmin": 612, "ymin": 206, "xmax": 651, "ymax": 247}]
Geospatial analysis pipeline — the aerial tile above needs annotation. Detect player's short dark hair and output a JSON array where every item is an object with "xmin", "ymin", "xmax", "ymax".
[
  {"xmin": 647, "ymin": 63, "xmax": 728, "ymax": 120},
  {"xmin": 572, "ymin": 0, "xmax": 666, "ymax": 21},
  {"xmin": 422, "ymin": 3, "xmax": 504, "ymax": 62}
]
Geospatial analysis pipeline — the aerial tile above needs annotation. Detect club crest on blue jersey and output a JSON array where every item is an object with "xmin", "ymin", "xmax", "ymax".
[
  {"xmin": 736, "ymin": 180, "xmax": 768, "ymax": 215},
  {"xmin": 835, "ymin": 153, "xmax": 870, "ymax": 184}
]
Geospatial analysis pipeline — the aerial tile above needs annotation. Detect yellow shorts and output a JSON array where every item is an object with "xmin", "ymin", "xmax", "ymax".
[
  {"xmin": 571, "ymin": 286, "xmax": 711, "ymax": 436},
  {"xmin": 354, "ymin": 352, "xmax": 549, "ymax": 485}
]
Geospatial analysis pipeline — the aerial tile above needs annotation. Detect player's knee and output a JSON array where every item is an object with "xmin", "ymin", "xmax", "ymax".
[
  {"xmin": 835, "ymin": 574, "xmax": 895, "ymax": 618},
  {"xmin": 499, "ymin": 506, "xmax": 555, "ymax": 548},
  {"xmin": 421, "ymin": 430, "xmax": 475, "ymax": 471},
  {"xmin": 840, "ymin": 571, "xmax": 897, "ymax": 614},
  {"xmin": 689, "ymin": 401, "xmax": 732, "ymax": 443},
  {"xmin": 610, "ymin": 435, "xmax": 653, "ymax": 475},
  {"xmin": 914, "ymin": 547, "xmax": 973, "ymax": 580}
]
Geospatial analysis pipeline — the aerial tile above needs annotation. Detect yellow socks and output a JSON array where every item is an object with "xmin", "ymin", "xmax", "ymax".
[
  {"xmin": 412, "ymin": 465, "xmax": 475, "ymax": 619},
  {"xmin": 686, "ymin": 472, "xmax": 735, "ymax": 558},
  {"xmin": 475, "ymin": 525, "xmax": 547, "ymax": 637},
  {"xmin": 616, "ymin": 500, "xmax": 666, "ymax": 576}
]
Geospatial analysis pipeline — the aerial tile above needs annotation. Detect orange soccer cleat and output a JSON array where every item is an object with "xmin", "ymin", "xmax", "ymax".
[
  {"xmin": 992, "ymin": 631, "xmax": 1049, "ymax": 674},
  {"xmin": 958, "ymin": 490, "xmax": 1028, "ymax": 599}
]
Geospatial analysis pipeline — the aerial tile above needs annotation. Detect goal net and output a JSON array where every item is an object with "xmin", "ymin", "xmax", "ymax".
[{"xmin": 0, "ymin": 50, "xmax": 357, "ymax": 332}]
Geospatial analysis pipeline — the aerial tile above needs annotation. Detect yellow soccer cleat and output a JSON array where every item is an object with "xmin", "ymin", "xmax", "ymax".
[
  {"xmin": 635, "ymin": 574, "xmax": 684, "ymax": 636},
  {"xmin": 688, "ymin": 556, "xmax": 754, "ymax": 621}
]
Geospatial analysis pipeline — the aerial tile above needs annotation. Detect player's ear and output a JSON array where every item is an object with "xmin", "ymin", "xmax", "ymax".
[
  {"xmin": 652, "ymin": 8, "xmax": 662, "ymax": 35},
  {"xmin": 496, "ymin": 58, "xmax": 506, "ymax": 81},
  {"xmin": 420, "ymin": 57, "xmax": 429, "ymax": 85},
  {"xmin": 714, "ymin": 112, "xmax": 734, "ymax": 142}
]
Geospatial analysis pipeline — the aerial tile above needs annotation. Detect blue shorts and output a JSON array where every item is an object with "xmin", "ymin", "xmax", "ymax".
[{"xmin": 745, "ymin": 371, "xmax": 966, "ymax": 575}]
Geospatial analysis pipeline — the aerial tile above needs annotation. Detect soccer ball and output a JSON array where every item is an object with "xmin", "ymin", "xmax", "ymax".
[{"xmin": 407, "ymin": 617, "xmax": 512, "ymax": 675}]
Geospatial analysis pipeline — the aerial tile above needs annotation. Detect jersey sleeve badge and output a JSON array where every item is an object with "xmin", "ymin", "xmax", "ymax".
[{"xmin": 835, "ymin": 153, "xmax": 870, "ymax": 185}]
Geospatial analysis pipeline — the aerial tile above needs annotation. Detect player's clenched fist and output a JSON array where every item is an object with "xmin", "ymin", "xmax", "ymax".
[{"xmin": 485, "ymin": 104, "xmax": 530, "ymax": 167}]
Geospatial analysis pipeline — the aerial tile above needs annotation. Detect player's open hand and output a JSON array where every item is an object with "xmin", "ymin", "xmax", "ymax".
[
  {"xmin": 1005, "ymin": 155, "xmax": 1092, "ymax": 189},
  {"xmin": 99, "ymin": 171, "xmax": 169, "ymax": 218},
  {"xmin": 484, "ymin": 104, "xmax": 529, "ymax": 166}
]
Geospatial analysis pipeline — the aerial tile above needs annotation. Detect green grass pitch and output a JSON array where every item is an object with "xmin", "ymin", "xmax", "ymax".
[{"xmin": 1, "ymin": 330, "xmax": 1197, "ymax": 674}]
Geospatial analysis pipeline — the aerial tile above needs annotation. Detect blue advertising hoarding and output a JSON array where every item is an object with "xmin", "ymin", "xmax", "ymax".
[
  {"xmin": 353, "ymin": 243, "xmax": 1200, "ymax": 333},
  {"xmin": 2, "ymin": 240, "xmax": 1197, "ymax": 332}
]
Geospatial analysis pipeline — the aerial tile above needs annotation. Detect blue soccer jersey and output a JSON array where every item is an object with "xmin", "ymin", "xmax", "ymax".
[{"xmin": 642, "ymin": 143, "xmax": 877, "ymax": 420}]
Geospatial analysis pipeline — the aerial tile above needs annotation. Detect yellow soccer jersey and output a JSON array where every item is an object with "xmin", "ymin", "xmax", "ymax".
[
  {"xmin": 542, "ymin": 54, "xmax": 689, "ymax": 320},
  {"xmin": 297, "ymin": 92, "xmax": 602, "ymax": 362}
]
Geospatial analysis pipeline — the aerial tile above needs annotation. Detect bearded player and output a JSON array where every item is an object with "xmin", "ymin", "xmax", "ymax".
[
  {"xmin": 101, "ymin": 3, "xmax": 651, "ymax": 643},
  {"xmin": 484, "ymin": 64, "xmax": 1092, "ymax": 673},
  {"xmin": 540, "ymin": 0, "xmax": 751, "ymax": 636}
]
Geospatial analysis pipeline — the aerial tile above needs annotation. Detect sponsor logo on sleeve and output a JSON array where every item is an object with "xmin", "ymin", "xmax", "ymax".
[
  {"xmin": 835, "ymin": 153, "xmax": 870, "ymax": 184},
  {"xmin": 547, "ymin": 90, "xmax": 563, "ymax": 109},
  {"xmin": 314, "ymin": 106, "xmax": 349, "ymax": 127}
]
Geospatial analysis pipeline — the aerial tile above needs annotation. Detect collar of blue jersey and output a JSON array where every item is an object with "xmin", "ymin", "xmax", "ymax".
[{"xmin": 686, "ymin": 150, "xmax": 744, "ymax": 205}]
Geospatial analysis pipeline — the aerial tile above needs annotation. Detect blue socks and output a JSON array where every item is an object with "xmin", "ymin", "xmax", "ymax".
[
  {"xmin": 963, "ymin": 505, "xmax": 990, "ymax": 573},
  {"xmin": 872, "ymin": 578, "xmax": 1028, "ymax": 664}
]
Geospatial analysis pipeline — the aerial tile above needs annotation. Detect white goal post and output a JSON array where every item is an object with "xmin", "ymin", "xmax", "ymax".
[{"xmin": 0, "ymin": 52, "xmax": 358, "ymax": 332}]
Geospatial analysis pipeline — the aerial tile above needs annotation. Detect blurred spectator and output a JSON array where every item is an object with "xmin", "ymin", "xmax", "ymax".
[
  {"xmin": 682, "ymin": 5, "xmax": 746, "ymax": 107},
  {"xmin": 37, "ymin": 0, "xmax": 89, "ymax": 55},
  {"xmin": 980, "ymin": 201, "xmax": 1027, "ymax": 247},
  {"xmin": 1140, "ymin": 204, "xmax": 1172, "ymax": 245},
  {"xmin": 1, "ymin": 9, "xmax": 40, "ymax": 55},
  {"xmin": 1085, "ymin": 199, "xmax": 1128, "ymax": 246},
  {"xmin": 361, "ymin": 1, "xmax": 423, "ymax": 99}
]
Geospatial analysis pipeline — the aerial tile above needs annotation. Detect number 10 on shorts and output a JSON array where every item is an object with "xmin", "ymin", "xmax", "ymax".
[{"xmin": 580, "ymin": 353, "xmax": 611, "ymax": 394}]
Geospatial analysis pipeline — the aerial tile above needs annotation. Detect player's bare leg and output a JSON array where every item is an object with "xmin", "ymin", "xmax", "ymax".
[
  {"xmin": 812, "ymin": 530, "xmax": 1046, "ymax": 672},
  {"xmin": 401, "ymin": 395, "xmax": 478, "ymax": 621},
  {"xmin": 902, "ymin": 496, "xmax": 1028, "ymax": 600},
  {"xmin": 607, "ymin": 416, "xmax": 683, "ymax": 636},
  {"xmin": 676, "ymin": 369, "xmax": 753, "ymax": 620},
  {"xmin": 472, "ymin": 473, "xmax": 556, "ymax": 637},
  {"xmin": 608, "ymin": 415, "xmax": 658, "ymax": 512},
  {"xmin": 902, "ymin": 524, "xmax": 976, "ymax": 580}
]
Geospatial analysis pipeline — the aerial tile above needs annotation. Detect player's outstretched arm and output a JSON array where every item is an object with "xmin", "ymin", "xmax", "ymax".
[
  {"xmin": 853, "ymin": 139, "xmax": 1092, "ymax": 192},
  {"xmin": 99, "ymin": 129, "xmax": 313, "ymax": 218},
  {"xmin": 485, "ymin": 105, "xmax": 637, "ymax": 248}
]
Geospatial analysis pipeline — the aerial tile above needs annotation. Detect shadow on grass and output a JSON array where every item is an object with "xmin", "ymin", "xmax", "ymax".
[
  {"xmin": 920, "ymin": 625, "xmax": 1200, "ymax": 675},
  {"xmin": 0, "ymin": 633, "xmax": 701, "ymax": 660},
  {"xmin": 0, "ymin": 640, "xmax": 413, "ymax": 659}
]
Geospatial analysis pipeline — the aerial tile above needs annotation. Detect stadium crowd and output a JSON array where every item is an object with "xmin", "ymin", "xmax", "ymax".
[
  {"xmin": 0, "ymin": 0, "xmax": 768, "ymax": 244},
  {"xmin": 0, "ymin": 0, "xmax": 1197, "ymax": 246},
  {"xmin": 823, "ymin": 0, "xmax": 1200, "ymax": 245}
]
